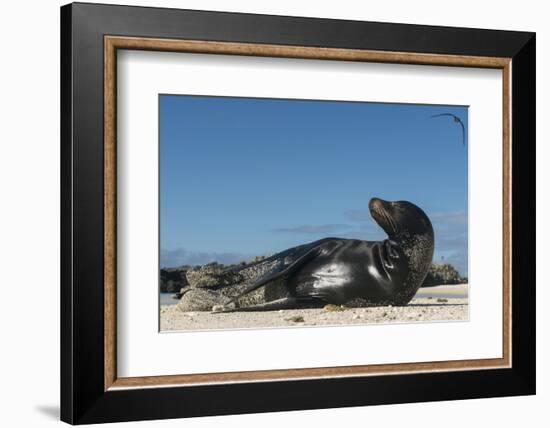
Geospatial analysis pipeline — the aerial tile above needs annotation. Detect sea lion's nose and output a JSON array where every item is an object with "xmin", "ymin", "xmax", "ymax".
[{"xmin": 369, "ymin": 197, "xmax": 384, "ymax": 211}]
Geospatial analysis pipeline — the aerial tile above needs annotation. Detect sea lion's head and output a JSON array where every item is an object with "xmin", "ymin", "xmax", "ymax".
[
  {"xmin": 369, "ymin": 197, "xmax": 435, "ymax": 301},
  {"xmin": 369, "ymin": 197, "xmax": 434, "ymax": 245}
]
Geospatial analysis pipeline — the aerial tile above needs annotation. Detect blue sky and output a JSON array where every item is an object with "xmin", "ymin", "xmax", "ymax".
[{"xmin": 160, "ymin": 95, "xmax": 468, "ymax": 275}]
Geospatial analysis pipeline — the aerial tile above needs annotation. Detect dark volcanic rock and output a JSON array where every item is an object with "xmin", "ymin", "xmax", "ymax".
[
  {"xmin": 160, "ymin": 267, "xmax": 189, "ymax": 293},
  {"xmin": 421, "ymin": 263, "xmax": 467, "ymax": 287}
]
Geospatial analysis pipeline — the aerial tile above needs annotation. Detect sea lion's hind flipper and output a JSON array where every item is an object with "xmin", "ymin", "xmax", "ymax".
[{"xmin": 223, "ymin": 245, "xmax": 323, "ymax": 310}]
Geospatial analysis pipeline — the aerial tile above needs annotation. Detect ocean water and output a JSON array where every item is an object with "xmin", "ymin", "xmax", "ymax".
[{"xmin": 160, "ymin": 293, "xmax": 179, "ymax": 306}]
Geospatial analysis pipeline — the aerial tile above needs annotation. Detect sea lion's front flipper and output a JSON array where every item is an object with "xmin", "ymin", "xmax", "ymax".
[
  {"xmin": 222, "ymin": 245, "xmax": 323, "ymax": 311},
  {"xmin": 214, "ymin": 296, "xmax": 317, "ymax": 313}
]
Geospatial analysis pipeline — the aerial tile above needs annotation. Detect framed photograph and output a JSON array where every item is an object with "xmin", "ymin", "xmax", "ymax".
[{"xmin": 61, "ymin": 2, "xmax": 535, "ymax": 424}]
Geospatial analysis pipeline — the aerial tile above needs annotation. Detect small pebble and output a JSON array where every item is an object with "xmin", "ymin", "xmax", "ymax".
[
  {"xmin": 324, "ymin": 304, "xmax": 346, "ymax": 312},
  {"xmin": 285, "ymin": 315, "xmax": 305, "ymax": 323}
]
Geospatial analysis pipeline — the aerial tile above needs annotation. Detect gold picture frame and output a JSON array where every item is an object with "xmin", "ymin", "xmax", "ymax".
[{"xmin": 104, "ymin": 36, "xmax": 511, "ymax": 391}]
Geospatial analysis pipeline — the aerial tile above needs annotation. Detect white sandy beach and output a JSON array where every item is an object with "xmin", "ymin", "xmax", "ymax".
[{"xmin": 160, "ymin": 284, "xmax": 468, "ymax": 331}]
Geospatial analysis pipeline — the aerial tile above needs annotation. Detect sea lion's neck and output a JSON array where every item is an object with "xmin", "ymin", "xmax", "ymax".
[{"xmin": 393, "ymin": 231, "xmax": 434, "ymax": 300}]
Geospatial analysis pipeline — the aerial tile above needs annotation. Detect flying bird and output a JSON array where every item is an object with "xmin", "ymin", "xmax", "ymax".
[{"xmin": 431, "ymin": 113, "xmax": 466, "ymax": 146}]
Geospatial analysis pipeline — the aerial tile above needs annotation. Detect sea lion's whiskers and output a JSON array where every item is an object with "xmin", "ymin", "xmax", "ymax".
[
  {"xmin": 381, "ymin": 209, "xmax": 397, "ymax": 234},
  {"xmin": 388, "ymin": 213, "xmax": 397, "ymax": 233}
]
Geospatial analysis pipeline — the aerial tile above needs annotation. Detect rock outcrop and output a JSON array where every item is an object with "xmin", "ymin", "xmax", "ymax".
[
  {"xmin": 159, "ymin": 266, "xmax": 190, "ymax": 293},
  {"xmin": 421, "ymin": 263, "xmax": 467, "ymax": 287}
]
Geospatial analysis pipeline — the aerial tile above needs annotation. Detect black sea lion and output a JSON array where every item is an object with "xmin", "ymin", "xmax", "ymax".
[{"xmin": 178, "ymin": 198, "xmax": 434, "ymax": 312}]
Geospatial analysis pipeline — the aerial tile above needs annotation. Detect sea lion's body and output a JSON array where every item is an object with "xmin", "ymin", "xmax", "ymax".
[
  {"xmin": 178, "ymin": 198, "xmax": 434, "ymax": 312},
  {"xmin": 285, "ymin": 238, "xmax": 411, "ymax": 306}
]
